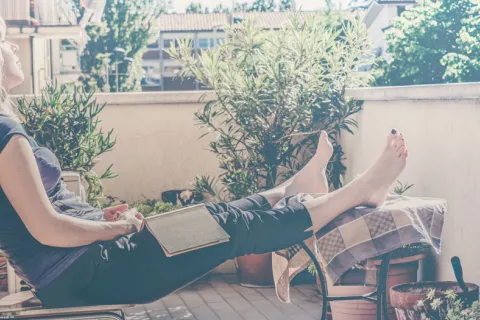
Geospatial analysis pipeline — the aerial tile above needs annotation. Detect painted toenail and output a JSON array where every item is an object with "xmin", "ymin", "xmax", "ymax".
[{"xmin": 391, "ymin": 129, "xmax": 397, "ymax": 134}]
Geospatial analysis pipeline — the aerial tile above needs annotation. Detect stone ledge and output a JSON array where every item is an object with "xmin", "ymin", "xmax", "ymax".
[{"xmin": 346, "ymin": 82, "xmax": 480, "ymax": 101}]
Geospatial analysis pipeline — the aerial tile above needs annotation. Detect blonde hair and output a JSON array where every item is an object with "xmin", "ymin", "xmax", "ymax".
[{"xmin": 0, "ymin": 16, "xmax": 19, "ymax": 120}]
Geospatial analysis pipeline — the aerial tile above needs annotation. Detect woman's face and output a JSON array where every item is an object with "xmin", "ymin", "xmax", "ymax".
[{"xmin": 0, "ymin": 39, "xmax": 24, "ymax": 89}]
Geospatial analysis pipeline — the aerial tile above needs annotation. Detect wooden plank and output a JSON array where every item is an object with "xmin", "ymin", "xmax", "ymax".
[
  {"xmin": 143, "ymin": 299, "xmax": 173, "ymax": 320},
  {"xmin": 295, "ymin": 285, "xmax": 325, "ymax": 304},
  {"xmin": 195, "ymin": 283, "xmax": 243, "ymax": 320},
  {"xmin": 221, "ymin": 275, "xmax": 288, "ymax": 320},
  {"xmin": 0, "ymin": 291, "xmax": 34, "ymax": 307},
  {"xmin": 254, "ymin": 287, "xmax": 316, "ymax": 320},
  {"xmin": 125, "ymin": 305, "xmax": 150, "ymax": 320},
  {"xmin": 208, "ymin": 276, "xmax": 267, "ymax": 320},
  {"xmin": 289, "ymin": 287, "xmax": 324, "ymax": 319},
  {"xmin": 162, "ymin": 293, "xmax": 196, "ymax": 319},
  {"xmin": 178, "ymin": 288, "xmax": 220, "ymax": 320}
]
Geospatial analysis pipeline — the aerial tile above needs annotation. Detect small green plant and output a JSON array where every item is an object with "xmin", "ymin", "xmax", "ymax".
[
  {"xmin": 17, "ymin": 83, "xmax": 117, "ymax": 207},
  {"xmin": 393, "ymin": 180, "xmax": 414, "ymax": 195},
  {"xmin": 102, "ymin": 195, "xmax": 181, "ymax": 218},
  {"xmin": 130, "ymin": 199, "xmax": 181, "ymax": 218},
  {"xmin": 192, "ymin": 175, "xmax": 224, "ymax": 202},
  {"xmin": 416, "ymin": 289, "xmax": 480, "ymax": 319}
]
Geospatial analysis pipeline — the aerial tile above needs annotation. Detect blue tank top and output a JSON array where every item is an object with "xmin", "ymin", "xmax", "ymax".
[{"xmin": 0, "ymin": 115, "xmax": 104, "ymax": 289}]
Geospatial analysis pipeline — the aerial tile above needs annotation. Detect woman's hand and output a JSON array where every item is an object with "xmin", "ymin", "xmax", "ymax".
[
  {"xmin": 116, "ymin": 209, "xmax": 145, "ymax": 233},
  {"xmin": 103, "ymin": 204, "xmax": 129, "ymax": 222}
]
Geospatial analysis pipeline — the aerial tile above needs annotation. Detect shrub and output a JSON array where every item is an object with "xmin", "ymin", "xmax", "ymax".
[
  {"xmin": 76, "ymin": 0, "xmax": 165, "ymax": 92},
  {"xmin": 101, "ymin": 195, "xmax": 181, "ymax": 217},
  {"xmin": 373, "ymin": 0, "xmax": 480, "ymax": 86},
  {"xmin": 130, "ymin": 199, "xmax": 181, "ymax": 218},
  {"xmin": 17, "ymin": 84, "xmax": 116, "ymax": 207},
  {"xmin": 169, "ymin": 12, "xmax": 372, "ymax": 200}
]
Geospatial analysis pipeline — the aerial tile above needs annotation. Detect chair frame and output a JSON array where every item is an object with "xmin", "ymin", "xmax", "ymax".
[
  {"xmin": 1, "ymin": 245, "xmax": 392, "ymax": 320},
  {"xmin": 300, "ymin": 243, "xmax": 392, "ymax": 320},
  {"xmin": 0, "ymin": 304, "xmax": 129, "ymax": 319}
]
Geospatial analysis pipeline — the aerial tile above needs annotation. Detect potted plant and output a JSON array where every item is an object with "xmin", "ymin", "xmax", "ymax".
[
  {"xmin": 101, "ymin": 196, "xmax": 182, "ymax": 218},
  {"xmin": 0, "ymin": 252, "xmax": 7, "ymax": 292},
  {"xmin": 17, "ymin": 83, "xmax": 117, "ymax": 207},
  {"xmin": 171, "ymin": 13, "xmax": 372, "ymax": 287},
  {"xmin": 391, "ymin": 284, "xmax": 480, "ymax": 319}
]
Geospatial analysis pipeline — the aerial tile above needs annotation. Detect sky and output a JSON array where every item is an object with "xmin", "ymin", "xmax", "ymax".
[{"xmin": 171, "ymin": 0, "xmax": 352, "ymax": 13}]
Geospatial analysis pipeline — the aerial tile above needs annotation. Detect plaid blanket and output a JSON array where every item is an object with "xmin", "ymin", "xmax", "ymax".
[{"xmin": 272, "ymin": 194, "xmax": 446, "ymax": 303}]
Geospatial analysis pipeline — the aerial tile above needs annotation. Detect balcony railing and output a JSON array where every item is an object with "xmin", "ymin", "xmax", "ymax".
[{"xmin": 0, "ymin": 0, "xmax": 77, "ymax": 26}]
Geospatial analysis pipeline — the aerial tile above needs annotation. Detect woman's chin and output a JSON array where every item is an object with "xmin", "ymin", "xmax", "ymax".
[{"xmin": 5, "ymin": 73, "xmax": 25, "ymax": 89}]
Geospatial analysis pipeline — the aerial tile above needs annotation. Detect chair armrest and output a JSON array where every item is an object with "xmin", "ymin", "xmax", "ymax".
[{"xmin": 61, "ymin": 171, "xmax": 86, "ymax": 202}]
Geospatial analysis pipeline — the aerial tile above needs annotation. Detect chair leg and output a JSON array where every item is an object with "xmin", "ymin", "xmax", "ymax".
[
  {"xmin": 376, "ymin": 253, "xmax": 392, "ymax": 320},
  {"xmin": 300, "ymin": 243, "xmax": 328, "ymax": 320},
  {"xmin": 14, "ymin": 311, "xmax": 125, "ymax": 320}
]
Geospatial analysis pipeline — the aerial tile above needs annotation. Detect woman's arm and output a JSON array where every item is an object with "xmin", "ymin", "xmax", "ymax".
[{"xmin": 0, "ymin": 135, "xmax": 142, "ymax": 248}]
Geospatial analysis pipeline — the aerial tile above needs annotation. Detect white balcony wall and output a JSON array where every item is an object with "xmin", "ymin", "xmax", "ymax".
[
  {"xmin": 92, "ymin": 91, "xmax": 222, "ymax": 202},
  {"xmin": 342, "ymin": 82, "xmax": 480, "ymax": 286}
]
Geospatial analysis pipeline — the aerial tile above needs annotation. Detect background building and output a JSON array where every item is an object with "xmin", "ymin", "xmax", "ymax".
[
  {"xmin": 142, "ymin": 1, "xmax": 418, "ymax": 90},
  {"xmin": 141, "ymin": 12, "xmax": 304, "ymax": 91},
  {"xmin": 1, "ymin": 0, "xmax": 82, "ymax": 95},
  {"xmin": 363, "ymin": 0, "xmax": 417, "ymax": 60}
]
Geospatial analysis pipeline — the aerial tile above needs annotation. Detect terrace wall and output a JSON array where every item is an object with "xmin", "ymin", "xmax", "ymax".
[{"xmin": 343, "ymin": 82, "xmax": 480, "ymax": 285}]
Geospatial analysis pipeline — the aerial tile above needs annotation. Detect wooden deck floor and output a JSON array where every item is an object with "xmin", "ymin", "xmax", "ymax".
[{"xmin": 125, "ymin": 274, "xmax": 324, "ymax": 320}]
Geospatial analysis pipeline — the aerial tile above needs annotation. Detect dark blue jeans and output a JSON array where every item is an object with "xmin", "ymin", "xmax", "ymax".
[{"xmin": 35, "ymin": 195, "xmax": 312, "ymax": 307}]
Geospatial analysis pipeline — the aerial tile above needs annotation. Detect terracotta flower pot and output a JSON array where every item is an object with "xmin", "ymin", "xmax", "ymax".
[
  {"xmin": 235, "ymin": 253, "xmax": 274, "ymax": 287},
  {"xmin": 316, "ymin": 253, "xmax": 426, "ymax": 320},
  {"xmin": 0, "ymin": 255, "xmax": 7, "ymax": 292},
  {"xmin": 390, "ymin": 281, "xmax": 479, "ymax": 320}
]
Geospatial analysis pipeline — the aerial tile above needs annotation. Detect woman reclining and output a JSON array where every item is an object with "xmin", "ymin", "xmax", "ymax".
[{"xmin": 0, "ymin": 17, "xmax": 408, "ymax": 307}]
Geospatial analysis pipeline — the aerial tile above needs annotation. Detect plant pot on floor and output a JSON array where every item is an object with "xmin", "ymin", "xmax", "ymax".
[
  {"xmin": 390, "ymin": 281, "xmax": 479, "ymax": 320},
  {"xmin": 235, "ymin": 253, "xmax": 274, "ymax": 287},
  {"xmin": 0, "ymin": 254, "xmax": 7, "ymax": 292},
  {"xmin": 317, "ymin": 253, "xmax": 426, "ymax": 320}
]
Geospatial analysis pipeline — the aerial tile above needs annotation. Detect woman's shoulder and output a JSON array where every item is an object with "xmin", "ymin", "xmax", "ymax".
[
  {"xmin": 0, "ymin": 115, "xmax": 25, "ymax": 132},
  {"xmin": 0, "ymin": 115, "xmax": 29, "ymax": 151}
]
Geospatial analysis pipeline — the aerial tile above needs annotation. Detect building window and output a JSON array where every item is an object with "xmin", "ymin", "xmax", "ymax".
[
  {"xmin": 147, "ymin": 41, "xmax": 159, "ymax": 49},
  {"xmin": 397, "ymin": 6, "xmax": 406, "ymax": 16},
  {"xmin": 144, "ymin": 39, "xmax": 162, "ymax": 60},
  {"xmin": 60, "ymin": 40, "xmax": 80, "ymax": 73},
  {"xmin": 164, "ymin": 66, "xmax": 182, "ymax": 73},
  {"xmin": 142, "ymin": 36, "xmax": 198, "ymax": 91},
  {"xmin": 143, "ymin": 50, "xmax": 161, "ymax": 60},
  {"xmin": 163, "ymin": 39, "xmax": 183, "ymax": 49},
  {"xmin": 142, "ymin": 65, "xmax": 162, "ymax": 86},
  {"xmin": 199, "ymin": 38, "xmax": 216, "ymax": 49},
  {"xmin": 164, "ymin": 39, "xmax": 174, "ymax": 48}
]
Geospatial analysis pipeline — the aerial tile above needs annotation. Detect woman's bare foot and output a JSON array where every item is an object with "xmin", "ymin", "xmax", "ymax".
[
  {"xmin": 363, "ymin": 129, "xmax": 408, "ymax": 207},
  {"xmin": 285, "ymin": 131, "xmax": 334, "ymax": 196}
]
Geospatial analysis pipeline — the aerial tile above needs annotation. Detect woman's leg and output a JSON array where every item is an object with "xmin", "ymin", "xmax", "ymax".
[
  {"xmin": 205, "ymin": 130, "xmax": 334, "ymax": 213},
  {"xmin": 76, "ymin": 131, "xmax": 406, "ymax": 306},
  {"xmin": 304, "ymin": 130, "xmax": 407, "ymax": 232}
]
